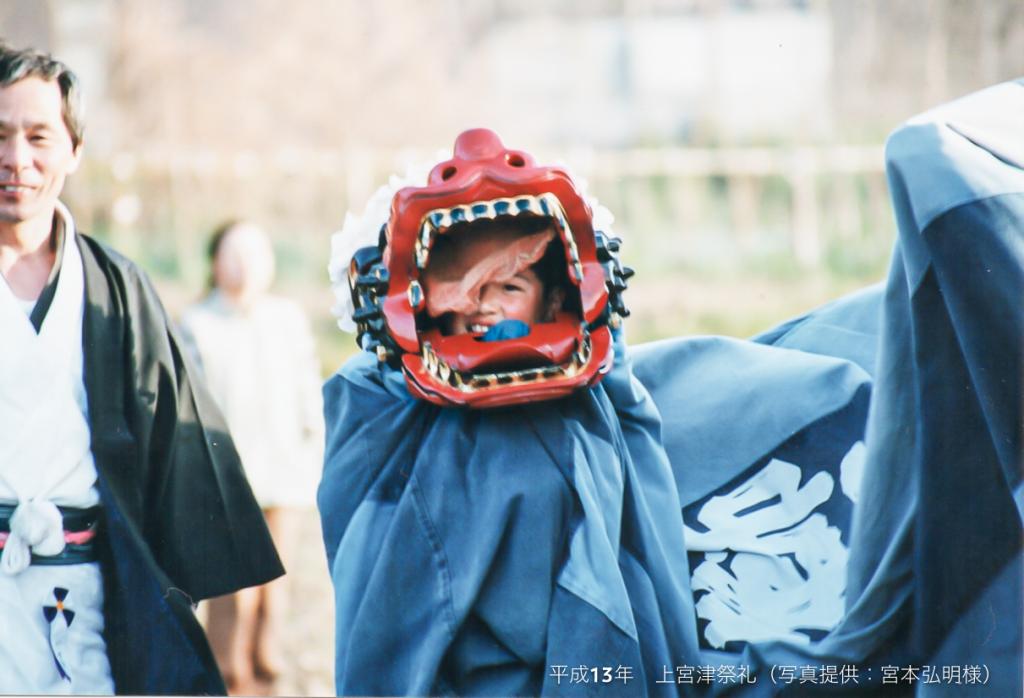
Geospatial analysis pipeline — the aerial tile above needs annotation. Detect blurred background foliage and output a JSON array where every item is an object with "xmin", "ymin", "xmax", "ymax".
[{"xmin": 4, "ymin": 0, "xmax": 1023, "ymax": 376}]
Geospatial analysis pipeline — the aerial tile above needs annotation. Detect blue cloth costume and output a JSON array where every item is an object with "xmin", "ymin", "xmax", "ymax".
[
  {"xmin": 319, "ymin": 329, "xmax": 703, "ymax": 696},
  {"xmin": 320, "ymin": 81, "xmax": 1022, "ymax": 696},
  {"xmin": 665, "ymin": 79, "xmax": 1022, "ymax": 696}
]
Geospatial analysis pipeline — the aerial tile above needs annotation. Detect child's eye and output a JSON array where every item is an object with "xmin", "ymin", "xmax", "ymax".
[{"xmin": 503, "ymin": 283, "xmax": 524, "ymax": 293}]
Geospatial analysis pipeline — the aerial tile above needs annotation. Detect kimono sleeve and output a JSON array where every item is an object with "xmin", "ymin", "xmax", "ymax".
[{"xmin": 116, "ymin": 253, "xmax": 284, "ymax": 600}]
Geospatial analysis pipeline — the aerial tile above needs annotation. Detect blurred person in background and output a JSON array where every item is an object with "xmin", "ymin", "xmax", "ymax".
[
  {"xmin": 0, "ymin": 42, "xmax": 282, "ymax": 695},
  {"xmin": 179, "ymin": 220, "xmax": 324, "ymax": 695}
]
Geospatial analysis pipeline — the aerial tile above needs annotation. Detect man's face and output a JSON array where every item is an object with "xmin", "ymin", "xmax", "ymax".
[{"xmin": 0, "ymin": 77, "xmax": 81, "ymax": 230}]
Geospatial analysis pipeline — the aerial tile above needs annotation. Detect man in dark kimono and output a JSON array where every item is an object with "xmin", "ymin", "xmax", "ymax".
[{"xmin": 0, "ymin": 43, "xmax": 283, "ymax": 694}]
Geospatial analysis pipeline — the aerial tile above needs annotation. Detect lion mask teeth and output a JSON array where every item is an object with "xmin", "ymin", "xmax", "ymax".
[
  {"xmin": 413, "ymin": 193, "xmax": 583, "ymax": 283},
  {"xmin": 419, "ymin": 329, "xmax": 593, "ymax": 393}
]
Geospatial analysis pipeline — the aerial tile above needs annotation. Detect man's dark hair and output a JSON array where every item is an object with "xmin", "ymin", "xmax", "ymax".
[{"xmin": 0, "ymin": 42, "xmax": 84, "ymax": 148}]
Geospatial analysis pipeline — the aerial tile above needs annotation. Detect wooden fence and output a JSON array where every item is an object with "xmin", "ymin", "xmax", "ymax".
[{"xmin": 66, "ymin": 144, "xmax": 894, "ymax": 288}]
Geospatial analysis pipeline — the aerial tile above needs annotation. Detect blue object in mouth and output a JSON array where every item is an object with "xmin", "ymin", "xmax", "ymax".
[{"xmin": 479, "ymin": 319, "xmax": 530, "ymax": 342}]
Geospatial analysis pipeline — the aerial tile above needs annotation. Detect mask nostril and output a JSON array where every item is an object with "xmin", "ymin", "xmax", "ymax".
[
  {"xmin": 441, "ymin": 166, "xmax": 457, "ymax": 180},
  {"xmin": 506, "ymin": 153, "xmax": 525, "ymax": 167}
]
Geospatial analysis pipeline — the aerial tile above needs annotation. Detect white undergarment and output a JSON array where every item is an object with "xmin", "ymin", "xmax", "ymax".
[{"xmin": 0, "ymin": 204, "xmax": 113, "ymax": 693}]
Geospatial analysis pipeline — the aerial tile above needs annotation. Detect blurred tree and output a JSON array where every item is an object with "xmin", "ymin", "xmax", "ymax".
[
  {"xmin": 0, "ymin": 0, "xmax": 54, "ymax": 51},
  {"xmin": 830, "ymin": 0, "xmax": 1024, "ymax": 141}
]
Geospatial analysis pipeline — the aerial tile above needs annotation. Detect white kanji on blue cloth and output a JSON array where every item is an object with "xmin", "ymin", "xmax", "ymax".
[{"xmin": 684, "ymin": 436, "xmax": 865, "ymax": 650}]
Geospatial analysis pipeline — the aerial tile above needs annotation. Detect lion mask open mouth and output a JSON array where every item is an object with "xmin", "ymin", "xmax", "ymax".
[{"xmin": 348, "ymin": 128, "xmax": 631, "ymax": 408}]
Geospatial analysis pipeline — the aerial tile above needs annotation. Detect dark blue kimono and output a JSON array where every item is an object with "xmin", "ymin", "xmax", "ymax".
[{"xmin": 826, "ymin": 79, "xmax": 1023, "ymax": 693}]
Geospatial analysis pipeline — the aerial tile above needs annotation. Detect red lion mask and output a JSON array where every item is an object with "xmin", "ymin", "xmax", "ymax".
[{"xmin": 348, "ymin": 129, "xmax": 632, "ymax": 408}]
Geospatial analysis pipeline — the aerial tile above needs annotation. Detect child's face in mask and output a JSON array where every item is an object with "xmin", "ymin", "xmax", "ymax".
[
  {"xmin": 422, "ymin": 220, "xmax": 565, "ymax": 336},
  {"xmin": 444, "ymin": 266, "xmax": 553, "ymax": 335}
]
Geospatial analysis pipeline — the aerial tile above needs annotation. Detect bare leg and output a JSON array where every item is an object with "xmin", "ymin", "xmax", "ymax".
[
  {"xmin": 253, "ymin": 506, "xmax": 300, "ymax": 680},
  {"xmin": 206, "ymin": 587, "xmax": 260, "ymax": 694},
  {"xmin": 205, "ymin": 594, "xmax": 238, "ymax": 689},
  {"xmin": 228, "ymin": 585, "xmax": 262, "ymax": 693}
]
